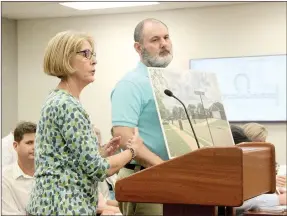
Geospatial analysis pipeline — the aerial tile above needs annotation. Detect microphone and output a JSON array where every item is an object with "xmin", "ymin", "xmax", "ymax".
[{"xmin": 164, "ymin": 89, "xmax": 200, "ymax": 149}]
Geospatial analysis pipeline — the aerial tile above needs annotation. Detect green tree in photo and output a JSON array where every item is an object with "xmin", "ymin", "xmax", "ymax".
[
  {"xmin": 187, "ymin": 104, "xmax": 196, "ymax": 116},
  {"xmin": 172, "ymin": 106, "xmax": 180, "ymax": 120}
]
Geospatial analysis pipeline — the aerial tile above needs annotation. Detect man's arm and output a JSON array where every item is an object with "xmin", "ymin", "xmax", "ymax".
[
  {"xmin": 111, "ymin": 80, "xmax": 164, "ymax": 168},
  {"xmin": 2, "ymin": 179, "xmax": 23, "ymax": 215},
  {"xmin": 113, "ymin": 126, "xmax": 163, "ymax": 167}
]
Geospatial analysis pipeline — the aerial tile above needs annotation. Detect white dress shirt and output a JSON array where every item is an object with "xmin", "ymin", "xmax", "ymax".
[
  {"xmin": 2, "ymin": 133, "xmax": 17, "ymax": 167},
  {"xmin": 2, "ymin": 162, "xmax": 34, "ymax": 215}
]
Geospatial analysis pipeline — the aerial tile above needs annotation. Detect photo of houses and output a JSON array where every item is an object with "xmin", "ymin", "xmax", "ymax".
[{"xmin": 148, "ymin": 68, "xmax": 235, "ymax": 159}]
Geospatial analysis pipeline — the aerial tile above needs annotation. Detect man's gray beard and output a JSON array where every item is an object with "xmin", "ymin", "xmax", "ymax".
[{"xmin": 141, "ymin": 48, "xmax": 173, "ymax": 68}]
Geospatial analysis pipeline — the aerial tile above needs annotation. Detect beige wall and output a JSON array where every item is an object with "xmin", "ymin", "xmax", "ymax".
[
  {"xmin": 2, "ymin": 18, "xmax": 18, "ymax": 137},
  {"xmin": 12, "ymin": 2, "xmax": 287, "ymax": 163}
]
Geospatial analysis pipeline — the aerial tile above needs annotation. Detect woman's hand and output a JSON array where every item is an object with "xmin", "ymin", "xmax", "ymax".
[
  {"xmin": 105, "ymin": 128, "xmax": 161, "ymax": 176},
  {"xmin": 126, "ymin": 128, "xmax": 163, "ymax": 167},
  {"xmin": 100, "ymin": 136, "xmax": 121, "ymax": 158},
  {"xmin": 126, "ymin": 128, "xmax": 144, "ymax": 158}
]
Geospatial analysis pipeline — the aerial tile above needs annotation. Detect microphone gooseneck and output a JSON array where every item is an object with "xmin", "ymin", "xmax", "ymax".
[{"xmin": 164, "ymin": 89, "xmax": 200, "ymax": 149}]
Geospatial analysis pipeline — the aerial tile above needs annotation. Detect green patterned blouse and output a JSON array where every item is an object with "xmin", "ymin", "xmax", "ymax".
[{"xmin": 26, "ymin": 89, "xmax": 110, "ymax": 215}]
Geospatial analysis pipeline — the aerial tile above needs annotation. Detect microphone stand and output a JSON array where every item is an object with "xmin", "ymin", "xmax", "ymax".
[{"xmin": 170, "ymin": 94, "xmax": 201, "ymax": 149}]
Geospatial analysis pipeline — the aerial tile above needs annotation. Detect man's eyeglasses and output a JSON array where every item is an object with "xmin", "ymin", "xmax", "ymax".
[{"xmin": 76, "ymin": 49, "xmax": 96, "ymax": 60}]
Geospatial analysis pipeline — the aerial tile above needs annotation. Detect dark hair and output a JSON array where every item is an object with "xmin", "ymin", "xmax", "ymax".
[
  {"xmin": 111, "ymin": 127, "xmax": 114, "ymax": 136},
  {"xmin": 14, "ymin": 121, "xmax": 37, "ymax": 143},
  {"xmin": 230, "ymin": 124, "xmax": 251, "ymax": 144},
  {"xmin": 134, "ymin": 18, "xmax": 168, "ymax": 43}
]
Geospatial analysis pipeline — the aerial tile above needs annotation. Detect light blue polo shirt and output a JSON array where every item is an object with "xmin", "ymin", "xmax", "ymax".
[{"xmin": 111, "ymin": 62, "xmax": 169, "ymax": 162}]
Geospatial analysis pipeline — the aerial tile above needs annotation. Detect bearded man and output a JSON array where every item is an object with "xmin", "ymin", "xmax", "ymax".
[{"xmin": 110, "ymin": 18, "xmax": 173, "ymax": 216}]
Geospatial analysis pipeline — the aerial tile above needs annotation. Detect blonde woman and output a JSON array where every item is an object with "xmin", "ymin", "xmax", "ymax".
[
  {"xmin": 242, "ymin": 123, "xmax": 268, "ymax": 142},
  {"xmin": 26, "ymin": 31, "xmax": 145, "ymax": 215}
]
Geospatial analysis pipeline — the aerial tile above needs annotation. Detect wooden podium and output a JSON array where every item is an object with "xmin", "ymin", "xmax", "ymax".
[{"xmin": 115, "ymin": 143, "xmax": 276, "ymax": 216}]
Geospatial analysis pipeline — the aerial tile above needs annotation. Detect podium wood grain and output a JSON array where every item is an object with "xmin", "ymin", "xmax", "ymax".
[{"xmin": 115, "ymin": 143, "xmax": 276, "ymax": 216}]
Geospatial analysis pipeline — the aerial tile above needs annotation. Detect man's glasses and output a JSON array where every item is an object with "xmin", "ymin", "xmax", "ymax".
[{"xmin": 76, "ymin": 49, "xmax": 96, "ymax": 60}]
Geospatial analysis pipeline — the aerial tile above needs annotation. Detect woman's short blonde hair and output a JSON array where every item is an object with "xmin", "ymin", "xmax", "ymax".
[
  {"xmin": 43, "ymin": 30, "xmax": 94, "ymax": 78},
  {"xmin": 242, "ymin": 123, "xmax": 268, "ymax": 142}
]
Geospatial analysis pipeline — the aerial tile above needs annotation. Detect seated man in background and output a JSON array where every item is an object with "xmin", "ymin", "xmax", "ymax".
[
  {"xmin": 229, "ymin": 125, "xmax": 286, "ymax": 216},
  {"xmin": 2, "ymin": 122, "xmax": 122, "ymax": 216},
  {"xmin": 2, "ymin": 121, "xmax": 36, "ymax": 215}
]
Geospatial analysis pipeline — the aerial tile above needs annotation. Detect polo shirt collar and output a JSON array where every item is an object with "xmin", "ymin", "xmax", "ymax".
[
  {"xmin": 137, "ymin": 61, "xmax": 149, "ymax": 77},
  {"xmin": 12, "ymin": 162, "xmax": 34, "ymax": 180}
]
